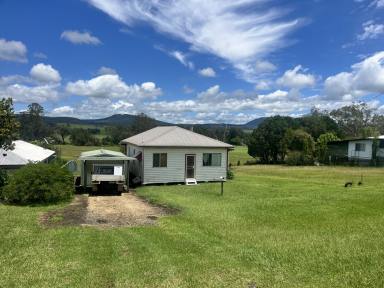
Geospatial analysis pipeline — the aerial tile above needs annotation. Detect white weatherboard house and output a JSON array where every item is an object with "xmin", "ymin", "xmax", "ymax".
[
  {"xmin": 347, "ymin": 136, "xmax": 384, "ymax": 161},
  {"xmin": 120, "ymin": 126, "xmax": 234, "ymax": 185},
  {"xmin": 0, "ymin": 140, "xmax": 56, "ymax": 169}
]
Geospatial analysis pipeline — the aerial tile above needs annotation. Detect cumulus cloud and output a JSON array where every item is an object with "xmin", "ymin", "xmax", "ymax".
[
  {"xmin": 0, "ymin": 38, "xmax": 27, "ymax": 63},
  {"xmin": 66, "ymin": 74, "xmax": 162, "ymax": 100},
  {"xmin": 51, "ymin": 106, "xmax": 75, "ymax": 115},
  {"xmin": 97, "ymin": 66, "xmax": 117, "ymax": 75},
  {"xmin": 30, "ymin": 63, "xmax": 61, "ymax": 83},
  {"xmin": 61, "ymin": 30, "xmax": 102, "ymax": 45},
  {"xmin": 358, "ymin": 21, "xmax": 384, "ymax": 40},
  {"xmin": 0, "ymin": 83, "xmax": 60, "ymax": 103},
  {"xmin": 324, "ymin": 51, "xmax": 384, "ymax": 99},
  {"xmin": 277, "ymin": 65, "xmax": 316, "ymax": 89},
  {"xmin": 87, "ymin": 0, "xmax": 299, "ymax": 82},
  {"xmin": 198, "ymin": 67, "xmax": 216, "ymax": 77}
]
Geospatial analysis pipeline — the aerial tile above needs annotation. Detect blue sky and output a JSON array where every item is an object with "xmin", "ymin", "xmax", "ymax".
[{"xmin": 0, "ymin": 0, "xmax": 384, "ymax": 124}]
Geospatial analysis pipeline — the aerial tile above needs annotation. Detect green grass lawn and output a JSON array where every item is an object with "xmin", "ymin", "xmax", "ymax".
[
  {"xmin": 229, "ymin": 146, "xmax": 255, "ymax": 165},
  {"xmin": 1, "ymin": 165, "xmax": 384, "ymax": 287},
  {"xmin": 56, "ymin": 144, "xmax": 120, "ymax": 161}
]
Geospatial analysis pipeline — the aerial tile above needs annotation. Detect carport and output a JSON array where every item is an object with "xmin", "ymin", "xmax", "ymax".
[{"xmin": 78, "ymin": 149, "xmax": 137, "ymax": 194}]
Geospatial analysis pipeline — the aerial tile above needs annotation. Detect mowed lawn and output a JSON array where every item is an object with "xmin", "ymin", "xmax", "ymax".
[{"xmin": 1, "ymin": 165, "xmax": 384, "ymax": 287}]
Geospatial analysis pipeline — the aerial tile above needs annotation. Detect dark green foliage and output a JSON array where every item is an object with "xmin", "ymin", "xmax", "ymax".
[
  {"xmin": 285, "ymin": 151, "xmax": 314, "ymax": 166},
  {"xmin": 316, "ymin": 132, "xmax": 340, "ymax": 163},
  {"xmin": 105, "ymin": 125, "xmax": 134, "ymax": 144},
  {"xmin": 283, "ymin": 129, "xmax": 315, "ymax": 165},
  {"xmin": 69, "ymin": 128, "xmax": 100, "ymax": 146},
  {"xmin": 20, "ymin": 103, "xmax": 51, "ymax": 141},
  {"xmin": 1, "ymin": 163, "xmax": 73, "ymax": 204},
  {"xmin": 248, "ymin": 116, "xmax": 299, "ymax": 163},
  {"xmin": 0, "ymin": 169, "xmax": 8, "ymax": 189},
  {"xmin": 0, "ymin": 98, "xmax": 19, "ymax": 150},
  {"xmin": 226, "ymin": 169, "xmax": 234, "ymax": 180},
  {"xmin": 299, "ymin": 108, "xmax": 341, "ymax": 139},
  {"xmin": 329, "ymin": 103, "xmax": 374, "ymax": 138}
]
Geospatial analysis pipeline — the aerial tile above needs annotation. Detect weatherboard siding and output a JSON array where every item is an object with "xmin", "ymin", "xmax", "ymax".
[
  {"xmin": 348, "ymin": 140, "xmax": 373, "ymax": 160},
  {"xmin": 142, "ymin": 147, "xmax": 228, "ymax": 184}
]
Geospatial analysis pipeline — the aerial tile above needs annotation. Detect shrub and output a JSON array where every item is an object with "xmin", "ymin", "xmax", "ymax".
[
  {"xmin": 1, "ymin": 163, "xmax": 73, "ymax": 204},
  {"xmin": 227, "ymin": 169, "xmax": 234, "ymax": 180},
  {"xmin": 0, "ymin": 169, "xmax": 8, "ymax": 190},
  {"xmin": 286, "ymin": 151, "xmax": 314, "ymax": 166}
]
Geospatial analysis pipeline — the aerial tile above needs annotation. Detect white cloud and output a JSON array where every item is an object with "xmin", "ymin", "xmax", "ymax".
[
  {"xmin": 324, "ymin": 51, "xmax": 384, "ymax": 99},
  {"xmin": 33, "ymin": 52, "xmax": 47, "ymax": 59},
  {"xmin": 61, "ymin": 30, "xmax": 102, "ymax": 45},
  {"xmin": 51, "ymin": 106, "xmax": 74, "ymax": 115},
  {"xmin": 169, "ymin": 50, "xmax": 194, "ymax": 69},
  {"xmin": 87, "ymin": 0, "xmax": 299, "ymax": 83},
  {"xmin": 0, "ymin": 83, "xmax": 60, "ymax": 103},
  {"xmin": 97, "ymin": 66, "xmax": 117, "ymax": 75},
  {"xmin": 111, "ymin": 100, "xmax": 133, "ymax": 110},
  {"xmin": 358, "ymin": 21, "xmax": 384, "ymax": 40},
  {"xmin": 254, "ymin": 60, "xmax": 277, "ymax": 73},
  {"xmin": 66, "ymin": 74, "xmax": 162, "ymax": 100},
  {"xmin": 0, "ymin": 38, "xmax": 27, "ymax": 63},
  {"xmin": 30, "ymin": 63, "xmax": 61, "ymax": 83},
  {"xmin": 198, "ymin": 67, "xmax": 216, "ymax": 77},
  {"xmin": 373, "ymin": 0, "xmax": 384, "ymax": 8},
  {"xmin": 277, "ymin": 65, "xmax": 316, "ymax": 89}
]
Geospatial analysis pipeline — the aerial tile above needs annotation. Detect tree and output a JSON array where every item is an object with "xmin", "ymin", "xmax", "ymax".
[
  {"xmin": 20, "ymin": 103, "xmax": 48, "ymax": 140},
  {"xmin": 0, "ymin": 98, "xmax": 19, "ymax": 150},
  {"xmin": 299, "ymin": 108, "xmax": 341, "ymax": 139},
  {"xmin": 69, "ymin": 128, "xmax": 100, "ymax": 146},
  {"xmin": 105, "ymin": 125, "xmax": 133, "ymax": 144},
  {"xmin": 56, "ymin": 125, "xmax": 70, "ymax": 144},
  {"xmin": 315, "ymin": 132, "xmax": 340, "ymax": 163},
  {"xmin": 131, "ymin": 113, "xmax": 157, "ymax": 135},
  {"xmin": 248, "ymin": 116, "xmax": 299, "ymax": 163},
  {"xmin": 329, "ymin": 103, "xmax": 374, "ymax": 138},
  {"xmin": 283, "ymin": 129, "xmax": 315, "ymax": 165}
]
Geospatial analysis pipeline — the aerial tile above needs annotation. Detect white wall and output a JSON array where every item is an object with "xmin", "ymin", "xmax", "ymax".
[
  {"xmin": 348, "ymin": 140, "xmax": 373, "ymax": 160},
  {"xmin": 142, "ymin": 147, "xmax": 228, "ymax": 184}
]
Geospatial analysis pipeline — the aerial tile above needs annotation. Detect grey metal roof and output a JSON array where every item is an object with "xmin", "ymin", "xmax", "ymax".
[
  {"xmin": 0, "ymin": 140, "xmax": 56, "ymax": 167},
  {"xmin": 121, "ymin": 126, "xmax": 234, "ymax": 148},
  {"xmin": 78, "ymin": 149, "xmax": 136, "ymax": 161},
  {"xmin": 0, "ymin": 149, "xmax": 29, "ymax": 167}
]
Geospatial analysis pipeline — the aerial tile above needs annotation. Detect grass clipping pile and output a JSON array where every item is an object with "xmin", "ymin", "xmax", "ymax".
[{"xmin": 40, "ymin": 193, "xmax": 175, "ymax": 228}]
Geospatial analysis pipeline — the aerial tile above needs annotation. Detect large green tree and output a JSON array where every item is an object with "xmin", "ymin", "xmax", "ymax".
[
  {"xmin": 0, "ymin": 98, "xmax": 19, "ymax": 150},
  {"xmin": 329, "ymin": 103, "xmax": 374, "ymax": 138},
  {"xmin": 248, "ymin": 116, "xmax": 299, "ymax": 163},
  {"xmin": 20, "ymin": 103, "xmax": 49, "ymax": 140}
]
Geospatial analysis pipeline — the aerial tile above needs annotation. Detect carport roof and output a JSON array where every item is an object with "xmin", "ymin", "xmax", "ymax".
[{"xmin": 78, "ymin": 149, "xmax": 136, "ymax": 161}]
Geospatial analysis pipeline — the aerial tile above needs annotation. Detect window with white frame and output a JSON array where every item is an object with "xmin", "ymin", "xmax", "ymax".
[
  {"xmin": 153, "ymin": 153, "xmax": 167, "ymax": 167},
  {"xmin": 203, "ymin": 153, "xmax": 222, "ymax": 166},
  {"xmin": 355, "ymin": 143, "xmax": 366, "ymax": 152}
]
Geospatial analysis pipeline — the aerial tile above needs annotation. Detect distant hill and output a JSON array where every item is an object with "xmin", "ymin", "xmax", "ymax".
[
  {"xmin": 41, "ymin": 113, "xmax": 266, "ymax": 129},
  {"xmin": 42, "ymin": 114, "xmax": 171, "ymax": 126},
  {"xmin": 243, "ymin": 117, "xmax": 267, "ymax": 129}
]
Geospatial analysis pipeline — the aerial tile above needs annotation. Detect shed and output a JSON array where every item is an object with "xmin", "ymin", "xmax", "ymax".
[
  {"xmin": 120, "ymin": 126, "xmax": 234, "ymax": 185},
  {"xmin": 78, "ymin": 149, "xmax": 136, "ymax": 193}
]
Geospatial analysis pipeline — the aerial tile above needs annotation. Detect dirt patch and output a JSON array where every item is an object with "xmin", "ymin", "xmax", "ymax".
[{"xmin": 40, "ymin": 193, "xmax": 174, "ymax": 228}]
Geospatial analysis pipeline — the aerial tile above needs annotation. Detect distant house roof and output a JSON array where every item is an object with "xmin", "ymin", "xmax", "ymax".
[
  {"xmin": 329, "ymin": 135, "xmax": 384, "ymax": 145},
  {"xmin": 78, "ymin": 149, "xmax": 136, "ymax": 161},
  {"xmin": 0, "ymin": 140, "xmax": 55, "ymax": 167},
  {"xmin": 121, "ymin": 126, "xmax": 234, "ymax": 148}
]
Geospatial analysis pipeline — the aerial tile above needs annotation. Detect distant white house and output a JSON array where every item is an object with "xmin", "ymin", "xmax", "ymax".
[
  {"xmin": 329, "ymin": 136, "xmax": 384, "ymax": 165},
  {"xmin": 0, "ymin": 140, "xmax": 56, "ymax": 169},
  {"xmin": 120, "ymin": 126, "xmax": 233, "ymax": 185},
  {"xmin": 348, "ymin": 136, "xmax": 384, "ymax": 161}
]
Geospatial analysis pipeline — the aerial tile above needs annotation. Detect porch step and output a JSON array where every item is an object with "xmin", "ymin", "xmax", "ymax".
[{"xmin": 185, "ymin": 178, "xmax": 197, "ymax": 185}]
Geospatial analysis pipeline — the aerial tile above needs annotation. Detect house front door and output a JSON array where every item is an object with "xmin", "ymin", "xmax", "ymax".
[{"xmin": 185, "ymin": 154, "xmax": 196, "ymax": 179}]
